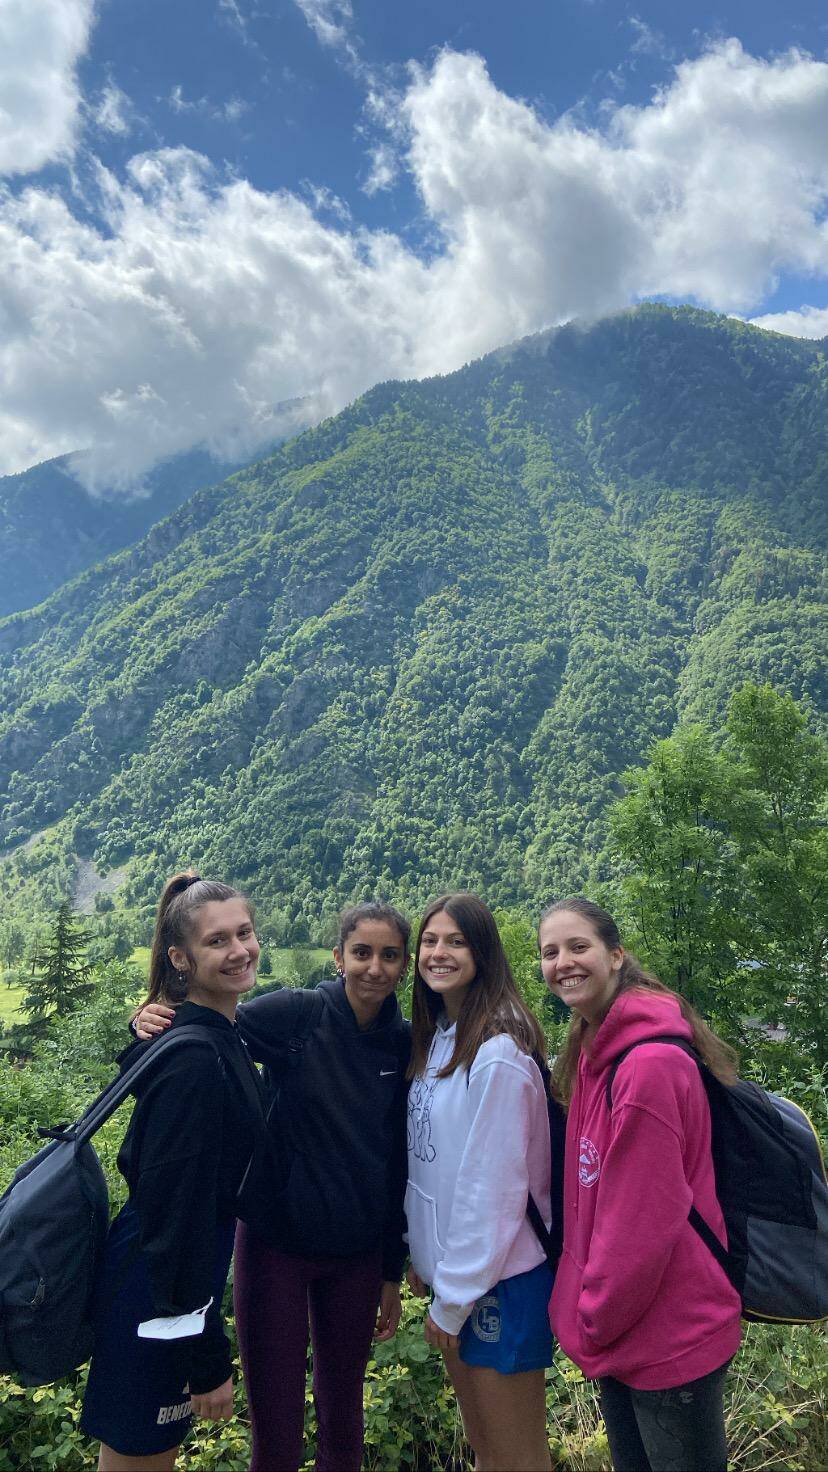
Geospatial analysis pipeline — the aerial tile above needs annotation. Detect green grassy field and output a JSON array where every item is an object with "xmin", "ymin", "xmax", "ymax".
[
  {"xmin": 127, "ymin": 946, "xmax": 332, "ymax": 982},
  {"xmin": 0, "ymin": 981, "xmax": 27, "ymax": 1022}
]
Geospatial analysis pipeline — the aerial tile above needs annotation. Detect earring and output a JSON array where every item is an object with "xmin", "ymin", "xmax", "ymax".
[
  {"xmin": 178, "ymin": 970, "xmax": 187, "ymax": 986},
  {"xmin": 335, "ymin": 967, "xmax": 346, "ymax": 982}
]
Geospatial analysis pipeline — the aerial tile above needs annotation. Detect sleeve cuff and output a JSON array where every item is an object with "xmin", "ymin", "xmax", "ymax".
[
  {"xmin": 188, "ymin": 1315, "xmax": 232, "ymax": 1396},
  {"xmin": 429, "ymin": 1296, "xmax": 472, "ymax": 1337},
  {"xmin": 381, "ymin": 1246, "xmax": 407, "ymax": 1283}
]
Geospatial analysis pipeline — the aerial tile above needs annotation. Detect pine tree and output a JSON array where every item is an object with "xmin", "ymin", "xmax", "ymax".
[{"xmin": 23, "ymin": 902, "xmax": 94, "ymax": 1018}]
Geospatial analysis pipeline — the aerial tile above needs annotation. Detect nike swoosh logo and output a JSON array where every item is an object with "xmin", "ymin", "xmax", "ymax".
[{"xmin": 380, "ymin": 1069, "xmax": 396, "ymax": 1076}]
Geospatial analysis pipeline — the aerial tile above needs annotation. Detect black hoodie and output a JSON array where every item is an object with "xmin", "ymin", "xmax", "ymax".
[{"xmin": 235, "ymin": 978, "xmax": 411, "ymax": 1278}]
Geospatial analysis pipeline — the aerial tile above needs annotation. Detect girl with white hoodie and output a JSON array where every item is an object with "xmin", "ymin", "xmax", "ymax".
[{"xmin": 405, "ymin": 893, "xmax": 554, "ymax": 1472}]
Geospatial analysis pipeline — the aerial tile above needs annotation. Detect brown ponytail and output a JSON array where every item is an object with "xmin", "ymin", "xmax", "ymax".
[
  {"xmin": 541, "ymin": 897, "xmax": 739, "ymax": 1108},
  {"xmin": 146, "ymin": 871, "xmax": 252, "ymax": 1005}
]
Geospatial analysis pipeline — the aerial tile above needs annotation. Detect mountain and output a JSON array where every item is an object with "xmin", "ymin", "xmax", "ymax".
[
  {"xmin": 0, "ymin": 305, "xmax": 825, "ymax": 933},
  {"xmin": 0, "ymin": 448, "xmax": 248, "ymax": 618}
]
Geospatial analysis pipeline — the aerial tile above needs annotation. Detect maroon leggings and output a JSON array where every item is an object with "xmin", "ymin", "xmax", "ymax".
[{"xmin": 234, "ymin": 1222, "xmax": 383, "ymax": 1472}]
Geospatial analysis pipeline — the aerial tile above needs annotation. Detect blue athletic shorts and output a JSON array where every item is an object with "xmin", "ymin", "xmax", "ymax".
[
  {"xmin": 458, "ymin": 1259, "xmax": 555, "ymax": 1374},
  {"xmin": 81, "ymin": 1202, "xmax": 235, "ymax": 1457}
]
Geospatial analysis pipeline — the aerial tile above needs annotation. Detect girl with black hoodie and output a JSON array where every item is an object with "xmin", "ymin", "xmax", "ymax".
[
  {"xmin": 81, "ymin": 873, "xmax": 268, "ymax": 1471},
  {"xmin": 134, "ymin": 901, "xmax": 412, "ymax": 1472}
]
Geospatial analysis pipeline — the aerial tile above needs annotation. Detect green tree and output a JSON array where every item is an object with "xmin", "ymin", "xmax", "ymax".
[
  {"xmin": 23, "ymin": 902, "xmax": 94, "ymax": 1019},
  {"xmin": 494, "ymin": 909, "xmax": 569, "ymax": 1037},
  {"xmin": 725, "ymin": 683, "xmax": 828, "ymax": 1060},
  {"xmin": 608, "ymin": 683, "xmax": 828, "ymax": 1060},
  {"xmin": 607, "ymin": 726, "xmax": 742, "ymax": 1021},
  {"xmin": 0, "ymin": 919, "xmax": 25, "ymax": 970}
]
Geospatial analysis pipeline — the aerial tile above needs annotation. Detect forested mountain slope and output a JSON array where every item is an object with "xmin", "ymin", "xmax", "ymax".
[
  {"xmin": 0, "ymin": 448, "xmax": 247, "ymax": 618},
  {"xmin": 0, "ymin": 305, "xmax": 825, "ymax": 930}
]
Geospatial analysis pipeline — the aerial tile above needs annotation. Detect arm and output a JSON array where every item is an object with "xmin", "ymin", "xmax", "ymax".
[
  {"xmin": 380, "ymin": 1068, "xmax": 409, "ymax": 1284},
  {"xmin": 234, "ymin": 989, "xmax": 299, "ymax": 1069},
  {"xmin": 374, "ymin": 1061, "xmax": 410, "ymax": 1343},
  {"xmin": 135, "ymin": 989, "xmax": 300, "ymax": 1058},
  {"xmin": 429, "ymin": 1054, "xmax": 538, "ymax": 1337},
  {"xmin": 577, "ymin": 1054, "xmax": 693, "ymax": 1348},
  {"xmin": 126, "ymin": 1047, "xmax": 232, "ymax": 1393}
]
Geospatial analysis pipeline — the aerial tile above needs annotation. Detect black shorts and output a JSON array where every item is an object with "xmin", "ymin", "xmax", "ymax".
[{"xmin": 81, "ymin": 1203, "xmax": 235, "ymax": 1458}]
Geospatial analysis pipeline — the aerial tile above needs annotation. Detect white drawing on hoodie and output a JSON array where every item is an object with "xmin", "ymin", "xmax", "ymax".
[
  {"xmin": 579, "ymin": 1137, "xmax": 601, "ymax": 1187},
  {"xmin": 407, "ymin": 1073, "xmax": 437, "ymax": 1162}
]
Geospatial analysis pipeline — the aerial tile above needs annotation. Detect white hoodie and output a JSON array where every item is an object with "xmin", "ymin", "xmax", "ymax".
[{"xmin": 405, "ymin": 1018, "xmax": 552, "ymax": 1336}]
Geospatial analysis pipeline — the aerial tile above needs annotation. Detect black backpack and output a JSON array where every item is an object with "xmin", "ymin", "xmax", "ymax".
[
  {"xmin": 607, "ymin": 1036, "xmax": 828, "ymax": 1325},
  {"xmin": 526, "ymin": 1053, "xmax": 567, "ymax": 1272},
  {"xmin": 0, "ymin": 1025, "xmax": 220, "ymax": 1387}
]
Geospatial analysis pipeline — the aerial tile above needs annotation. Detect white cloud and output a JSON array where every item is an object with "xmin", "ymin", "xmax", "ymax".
[
  {"xmin": 749, "ymin": 304, "xmax": 828, "ymax": 338},
  {"xmin": 223, "ymin": 97, "xmax": 248, "ymax": 123},
  {"xmin": 0, "ymin": 150, "xmax": 427, "ymax": 485},
  {"xmin": 293, "ymin": 0, "xmax": 354, "ymax": 52},
  {"xmin": 169, "ymin": 84, "xmax": 249, "ymax": 123},
  {"xmin": 362, "ymin": 143, "xmax": 397, "ymax": 195},
  {"xmin": 218, "ymin": 0, "xmax": 248, "ymax": 39},
  {"xmin": 628, "ymin": 16, "xmax": 670, "ymax": 58},
  {"xmin": 1, "ymin": 41, "xmax": 827, "ymax": 485},
  {"xmin": 95, "ymin": 82, "xmax": 131, "ymax": 136},
  {"xmin": 0, "ymin": 0, "xmax": 96, "ymax": 176}
]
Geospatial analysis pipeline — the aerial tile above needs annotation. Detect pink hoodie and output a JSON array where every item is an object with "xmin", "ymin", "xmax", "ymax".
[{"xmin": 549, "ymin": 989, "xmax": 742, "ymax": 1389}]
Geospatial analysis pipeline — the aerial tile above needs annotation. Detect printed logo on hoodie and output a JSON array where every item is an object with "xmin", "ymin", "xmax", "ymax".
[
  {"xmin": 578, "ymin": 1137, "xmax": 601, "ymax": 1187},
  {"xmin": 407, "ymin": 1073, "xmax": 437, "ymax": 1163}
]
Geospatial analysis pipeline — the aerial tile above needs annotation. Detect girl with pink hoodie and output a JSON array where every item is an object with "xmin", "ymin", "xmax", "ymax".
[{"xmin": 539, "ymin": 897, "xmax": 742, "ymax": 1472}]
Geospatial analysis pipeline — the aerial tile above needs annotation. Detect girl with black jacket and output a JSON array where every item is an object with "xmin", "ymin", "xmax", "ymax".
[
  {"xmin": 81, "ymin": 873, "xmax": 268, "ymax": 1471},
  {"xmin": 135, "ymin": 900, "xmax": 412, "ymax": 1472}
]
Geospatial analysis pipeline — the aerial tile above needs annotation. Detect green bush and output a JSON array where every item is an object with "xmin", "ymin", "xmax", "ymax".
[{"xmin": 2, "ymin": 1290, "xmax": 826, "ymax": 1470}]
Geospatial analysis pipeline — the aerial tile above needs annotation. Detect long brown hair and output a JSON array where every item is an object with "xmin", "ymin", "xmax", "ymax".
[
  {"xmin": 146, "ymin": 871, "xmax": 253, "ymax": 1005},
  {"xmin": 541, "ymin": 897, "xmax": 738, "ymax": 1107},
  {"xmin": 409, "ymin": 893, "xmax": 547, "ymax": 1079}
]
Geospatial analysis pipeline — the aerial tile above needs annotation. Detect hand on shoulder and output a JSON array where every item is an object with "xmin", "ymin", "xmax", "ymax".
[{"xmin": 133, "ymin": 1002, "xmax": 176, "ymax": 1040}]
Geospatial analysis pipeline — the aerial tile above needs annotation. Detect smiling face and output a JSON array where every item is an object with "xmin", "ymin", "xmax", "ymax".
[
  {"xmin": 539, "ymin": 908, "xmax": 623, "ymax": 1024},
  {"xmin": 417, "ymin": 909, "xmax": 477, "ymax": 1020},
  {"xmin": 334, "ymin": 918, "xmax": 409, "ymax": 1025},
  {"xmin": 170, "ymin": 898, "xmax": 259, "ymax": 1018}
]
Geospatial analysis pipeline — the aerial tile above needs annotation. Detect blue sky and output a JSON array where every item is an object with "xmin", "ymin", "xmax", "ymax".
[{"xmin": 1, "ymin": 0, "xmax": 827, "ymax": 486}]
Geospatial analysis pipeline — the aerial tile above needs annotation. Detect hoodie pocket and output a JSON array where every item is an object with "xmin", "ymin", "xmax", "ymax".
[{"xmin": 405, "ymin": 1181, "xmax": 445, "ymax": 1285}]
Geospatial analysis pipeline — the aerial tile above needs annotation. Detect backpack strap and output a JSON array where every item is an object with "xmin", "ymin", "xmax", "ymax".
[
  {"xmin": 526, "ymin": 1192, "xmax": 559, "ymax": 1270},
  {"xmin": 42, "ymin": 1026, "xmax": 223, "ymax": 1148},
  {"xmin": 259, "ymin": 987, "xmax": 326, "ymax": 1132},
  {"xmin": 605, "ymin": 1034, "xmax": 699, "ymax": 1111},
  {"xmin": 686, "ymin": 1204, "xmax": 731, "ymax": 1274},
  {"xmin": 604, "ymin": 1033, "xmax": 734, "ymax": 1278},
  {"xmin": 285, "ymin": 987, "xmax": 326, "ymax": 1065},
  {"xmin": 526, "ymin": 1050, "xmax": 565, "ymax": 1269}
]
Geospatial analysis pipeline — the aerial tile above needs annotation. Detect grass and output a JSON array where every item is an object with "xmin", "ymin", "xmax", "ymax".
[
  {"xmin": 262, "ymin": 947, "xmax": 332, "ymax": 983},
  {"xmin": 0, "ymin": 980, "xmax": 26, "ymax": 1022}
]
